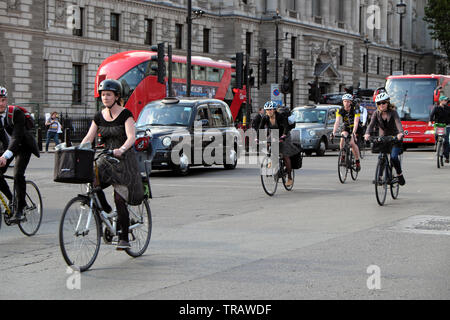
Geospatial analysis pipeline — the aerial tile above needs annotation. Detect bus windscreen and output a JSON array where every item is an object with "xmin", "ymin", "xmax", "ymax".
[{"xmin": 386, "ymin": 78, "xmax": 438, "ymax": 121}]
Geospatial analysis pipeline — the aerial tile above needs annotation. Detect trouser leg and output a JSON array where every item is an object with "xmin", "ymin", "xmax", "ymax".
[
  {"xmin": 114, "ymin": 191, "xmax": 129, "ymax": 241},
  {"xmin": 13, "ymin": 151, "xmax": 31, "ymax": 212}
]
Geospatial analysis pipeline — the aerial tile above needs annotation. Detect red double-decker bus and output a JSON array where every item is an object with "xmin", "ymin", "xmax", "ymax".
[
  {"xmin": 381, "ymin": 74, "xmax": 450, "ymax": 147},
  {"xmin": 94, "ymin": 50, "xmax": 246, "ymax": 121}
]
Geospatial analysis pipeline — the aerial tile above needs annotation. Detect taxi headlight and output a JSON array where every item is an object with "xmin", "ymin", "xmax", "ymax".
[
  {"xmin": 308, "ymin": 130, "xmax": 316, "ymax": 137},
  {"xmin": 162, "ymin": 136, "xmax": 172, "ymax": 147}
]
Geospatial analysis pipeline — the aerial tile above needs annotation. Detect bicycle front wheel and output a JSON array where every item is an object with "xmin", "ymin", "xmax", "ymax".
[
  {"xmin": 19, "ymin": 181, "xmax": 43, "ymax": 236},
  {"xmin": 350, "ymin": 151, "xmax": 359, "ymax": 181},
  {"xmin": 126, "ymin": 199, "xmax": 152, "ymax": 257},
  {"xmin": 59, "ymin": 196, "xmax": 101, "ymax": 272},
  {"xmin": 260, "ymin": 156, "xmax": 278, "ymax": 196},
  {"xmin": 338, "ymin": 149, "xmax": 348, "ymax": 184},
  {"xmin": 375, "ymin": 159, "xmax": 388, "ymax": 206}
]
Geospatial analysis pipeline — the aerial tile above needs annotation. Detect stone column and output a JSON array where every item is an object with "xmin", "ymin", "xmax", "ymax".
[{"xmin": 321, "ymin": 0, "xmax": 330, "ymax": 25}]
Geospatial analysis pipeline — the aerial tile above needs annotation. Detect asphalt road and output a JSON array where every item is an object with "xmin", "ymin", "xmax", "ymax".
[{"xmin": 0, "ymin": 148, "xmax": 449, "ymax": 300}]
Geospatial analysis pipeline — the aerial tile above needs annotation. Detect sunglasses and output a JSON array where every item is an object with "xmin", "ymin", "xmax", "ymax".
[{"xmin": 376, "ymin": 102, "xmax": 388, "ymax": 105}]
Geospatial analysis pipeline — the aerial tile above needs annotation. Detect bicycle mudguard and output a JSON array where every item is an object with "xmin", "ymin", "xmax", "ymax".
[{"xmin": 76, "ymin": 194, "xmax": 91, "ymax": 205}]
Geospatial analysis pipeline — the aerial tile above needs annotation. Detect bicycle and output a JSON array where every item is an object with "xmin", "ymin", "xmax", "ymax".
[
  {"xmin": 260, "ymin": 138, "xmax": 295, "ymax": 196},
  {"xmin": 333, "ymin": 134, "xmax": 360, "ymax": 183},
  {"xmin": 370, "ymin": 136, "xmax": 402, "ymax": 206},
  {"xmin": 59, "ymin": 149, "xmax": 152, "ymax": 272},
  {"xmin": 434, "ymin": 123, "xmax": 448, "ymax": 168},
  {"xmin": 0, "ymin": 175, "xmax": 43, "ymax": 236}
]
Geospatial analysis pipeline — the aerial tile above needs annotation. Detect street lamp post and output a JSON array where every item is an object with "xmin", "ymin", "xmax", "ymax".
[
  {"xmin": 273, "ymin": 10, "xmax": 282, "ymax": 84},
  {"xmin": 364, "ymin": 37, "xmax": 370, "ymax": 88},
  {"xmin": 186, "ymin": 0, "xmax": 204, "ymax": 97},
  {"xmin": 396, "ymin": 1, "xmax": 407, "ymax": 72}
]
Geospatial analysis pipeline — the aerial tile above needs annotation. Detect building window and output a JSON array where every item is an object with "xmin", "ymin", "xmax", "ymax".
[
  {"xmin": 339, "ymin": 45, "xmax": 345, "ymax": 66},
  {"xmin": 145, "ymin": 19, "xmax": 153, "ymax": 45},
  {"xmin": 203, "ymin": 28, "xmax": 210, "ymax": 53},
  {"xmin": 110, "ymin": 13, "xmax": 120, "ymax": 41},
  {"xmin": 72, "ymin": 7, "xmax": 84, "ymax": 37},
  {"xmin": 359, "ymin": 6, "xmax": 363, "ymax": 34},
  {"xmin": 338, "ymin": 0, "xmax": 345, "ymax": 22},
  {"xmin": 291, "ymin": 36, "xmax": 297, "ymax": 59},
  {"xmin": 72, "ymin": 64, "xmax": 82, "ymax": 103},
  {"xmin": 313, "ymin": 0, "xmax": 321, "ymax": 17},
  {"xmin": 377, "ymin": 57, "xmax": 380, "ymax": 75},
  {"xmin": 287, "ymin": 0, "xmax": 296, "ymax": 11},
  {"xmin": 246, "ymin": 32, "xmax": 252, "ymax": 56},
  {"xmin": 175, "ymin": 23, "xmax": 183, "ymax": 49},
  {"xmin": 390, "ymin": 59, "xmax": 394, "ymax": 74},
  {"xmin": 414, "ymin": 63, "xmax": 418, "ymax": 74}
]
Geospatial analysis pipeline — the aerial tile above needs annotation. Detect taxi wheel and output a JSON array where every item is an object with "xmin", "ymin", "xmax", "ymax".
[{"xmin": 316, "ymin": 139, "xmax": 326, "ymax": 156}]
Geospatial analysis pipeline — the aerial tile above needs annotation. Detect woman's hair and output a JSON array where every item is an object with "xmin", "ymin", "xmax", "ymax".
[
  {"xmin": 378, "ymin": 102, "xmax": 396, "ymax": 112},
  {"xmin": 51, "ymin": 112, "xmax": 58, "ymax": 117}
]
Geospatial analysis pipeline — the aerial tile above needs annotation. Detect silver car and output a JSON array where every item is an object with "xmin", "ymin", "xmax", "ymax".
[{"xmin": 290, "ymin": 105, "xmax": 340, "ymax": 156}]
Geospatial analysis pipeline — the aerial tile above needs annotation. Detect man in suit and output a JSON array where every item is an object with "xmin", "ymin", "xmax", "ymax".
[{"xmin": 0, "ymin": 86, "xmax": 40, "ymax": 223}]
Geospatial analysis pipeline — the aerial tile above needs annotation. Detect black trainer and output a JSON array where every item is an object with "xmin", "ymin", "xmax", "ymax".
[{"xmin": 397, "ymin": 174, "xmax": 405, "ymax": 186}]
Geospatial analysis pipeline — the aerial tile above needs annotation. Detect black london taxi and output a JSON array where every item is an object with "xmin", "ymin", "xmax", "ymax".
[{"xmin": 134, "ymin": 97, "xmax": 241, "ymax": 175}]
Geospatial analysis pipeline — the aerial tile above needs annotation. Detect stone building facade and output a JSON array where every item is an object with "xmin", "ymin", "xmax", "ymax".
[{"xmin": 0, "ymin": 0, "xmax": 448, "ymax": 117}]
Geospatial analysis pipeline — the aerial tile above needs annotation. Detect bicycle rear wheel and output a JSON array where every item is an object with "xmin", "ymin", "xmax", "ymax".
[
  {"xmin": 282, "ymin": 167, "xmax": 295, "ymax": 191},
  {"xmin": 338, "ymin": 149, "xmax": 348, "ymax": 184},
  {"xmin": 18, "ymin": 181, "xmax": 43, "ymax": 236},
  {"xmin": 126, "ymin": 199, "xmax": 152, "ymax": 257},
  {"xmin": 261, "ymin": 156, "xmax": 278, "ymax": 196},
  {"xmin": 59, "ymin": 196, "xmax": 101, "ymax": 272},
  {"xmin": 436, "ymin": 141, "xmax": 443, "ymax": 168},
  {"xmin": 390, "ymin": 166, "xmax": 400, "ymax": 200},
  {"xmin": 375, "ymin": 159, "xmax": 388, "ymax": 206}
]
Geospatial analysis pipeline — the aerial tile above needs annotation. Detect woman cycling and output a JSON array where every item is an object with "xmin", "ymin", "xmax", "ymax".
[
  {"xmin": 259, "ymin": 101, "xmax": 300, "ymax": 187},
  {"xmin": 364, "ymin": 92, "xmax": 405, "ymax": 185},
  {"xmin": 81, "ymin": 79, "xmax": 144, "ymax": 250}
]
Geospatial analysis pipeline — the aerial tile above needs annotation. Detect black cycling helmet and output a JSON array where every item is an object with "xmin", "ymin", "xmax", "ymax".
[{"xmin": 98, "ymin": 79, "xmax": 122, "ymax": 97}]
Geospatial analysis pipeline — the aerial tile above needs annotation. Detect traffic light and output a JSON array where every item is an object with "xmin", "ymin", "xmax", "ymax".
[
  {"xmin": 151, "ymin": 43, "xmax": 165, "ymax": 84},
  {"xmin": 231, "ymin": 52, "xmax": 244, "ymax": 89},
  {"xmin": 308, "ymin": 81, "xmax": 319, "ymax": 102},
  {"xmin": 281, "ymin": 59, "xmax": 292, "ymax": 94},
  {"xmin": 260, "ymin": 48, "xmax": 269, "ymax": 84}
]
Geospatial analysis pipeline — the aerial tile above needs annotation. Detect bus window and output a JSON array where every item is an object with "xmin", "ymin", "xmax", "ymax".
[
  {"xmin": 441, "ymin": 79, "xmax": 450, "ymax": 99},
  {"xmin": 194, "ymin": 65, "xmax": 206, "ymax": 81},
  {"xmin": 119, "ymin": 60, "xmax": 149, "ymax": 91},
  {"xmin": 207, "ymin": 68, "xmax": 221, "ymax": 82}
]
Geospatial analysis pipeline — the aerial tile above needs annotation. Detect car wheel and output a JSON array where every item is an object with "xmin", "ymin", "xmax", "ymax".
[
  {"xmin": 316, "ymin": 139, "xmax": 326, "ymax": 156},
  {"xmin": 224, "ymin": 143, "xmax": 238, "ymax": 170},
  {"xmin": 305, "ymin": 150, "xmax": 313, "ymax": 156},
  {"xmin": 173, "ymin": 152, "xmax": 190, "ymax": 176}
]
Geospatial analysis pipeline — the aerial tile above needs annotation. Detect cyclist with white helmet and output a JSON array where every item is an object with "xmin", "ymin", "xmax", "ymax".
[
  {"xmin": 332, "ymin": 93, "xmax": 362, "ymax": 171},
  {"xmin": 364, "ymin": 92, "xmax": 405, "ymax": 185},
  {"xmin": 259, "ymin": 101, "xmax": 300, "ymax": 187}
]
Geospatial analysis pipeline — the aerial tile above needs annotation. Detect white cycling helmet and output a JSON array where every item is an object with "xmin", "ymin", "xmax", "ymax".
[
  {"xmin": 375, "ymin": 92, "xmax": 390, "ymax": 103},
  {"xmin": 264, "ymin": 101, "xmax": 277, "ymax": 110},
  {"xmin": 342, "ymin": 94, "xmax": 353, "ymax": 101},
  {"xmin": 0, "ymin": 86, "xmax": 7, "ymax": 98}
]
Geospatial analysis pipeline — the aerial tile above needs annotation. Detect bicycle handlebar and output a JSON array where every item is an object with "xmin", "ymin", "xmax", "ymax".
[{"xmin": 369, "ymin": 136, "xmax": 400, "ymax": 143}]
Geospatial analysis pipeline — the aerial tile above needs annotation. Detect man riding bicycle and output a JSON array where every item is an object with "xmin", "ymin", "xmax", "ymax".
[
  {"xmin": 332, "ymin": 94, "xmax": 362, "ymax": 171},
  {"xmin": 0, "ymin": 86, "xmax": 40, "ymax": 223},
  {"xmin": 428, "ymin": 95, "xmax": 450, "ymax": 163}
]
